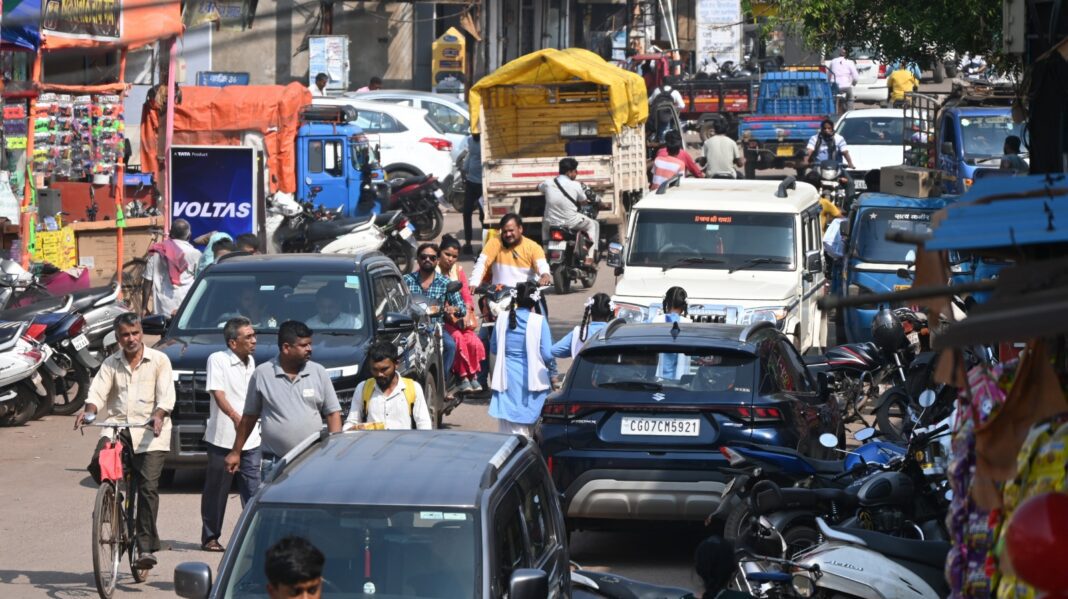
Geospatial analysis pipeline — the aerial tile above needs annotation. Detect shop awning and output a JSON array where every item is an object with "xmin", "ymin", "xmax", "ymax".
[
  {"xmin": 1, "ymin": 0, "xmax": 42, "ymax": 51},
  {"xmin": 469, "ymin": 47, "xmax": 648, "ymax": 134}
]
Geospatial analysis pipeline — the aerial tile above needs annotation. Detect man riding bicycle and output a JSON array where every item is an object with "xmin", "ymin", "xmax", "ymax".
[{"xmin": 76, "ymin": 313, "xmax": 174, "ymax": 570}]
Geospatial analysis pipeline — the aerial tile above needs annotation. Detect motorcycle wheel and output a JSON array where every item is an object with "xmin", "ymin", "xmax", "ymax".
[
  {"xmin": 581, "ymin": 268, "xmax": 598, "ymax": 289},
  {"xmin": 383, "ymin": 238, "xmax": 415, "ymax": 274},
  {"xmin": 876, "ymin": 387, "xmax": 914, "ymax": 444},
  {"xmin": 411, "ymin": 203, "xmax": 444, "ymax": 241},
  {"xmin": 52, "ymin": 360, "xmax": 91, "ymax": 415},
  {"xmin": 1, "ymin": 383, "xmax": 38, "ymax": 426},
  {"xmin": 782, "ymin": 524, "xmax": 821, "ymax": 557},
  {"xmin": 552, "ymin": 266, "xmax": 571, "ymax": 295},
  {"xmin": 722, "ymin": 502, "xmax": 751, "ymax": 543}
]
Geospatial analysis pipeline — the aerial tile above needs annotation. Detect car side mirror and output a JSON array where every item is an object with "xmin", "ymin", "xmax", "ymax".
[
  {"xmin": 804, "ymin": 249, "xmax": 822, "ymax": 274},
  {"xmin": 379, "ymin": 312, "xmax": 416, "ymax": 335},
  {"xmin": 897, "ymin": 268, "xmax": 914, "ymax": 280},
  {"xmin": 141, "ymin": 314, "xmax": 168, "ymax": 336},
  {"xmin": 606, "ymin": 242, "xmax": 624, "ymax": 269},
  {"xmin": 174, "ymin": 562, "xmax": 213, "ymax": 599},
  {"xmin": 840, "ymin": 219, "xmax": 851, "ymax": 238},
  {"xmin": 509, "ymin": 568, "xmax": 549, "ymax": 599}
]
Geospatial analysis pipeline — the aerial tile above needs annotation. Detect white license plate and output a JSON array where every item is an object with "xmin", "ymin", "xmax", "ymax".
[
  {"xmin": 72, "ymin": 334, "xmax": 89, "ymax": 351},
  {"xmin": 433, "ymin": 188, "xmax": 445, "ymax": 199},
  {"xmin": 621, "ymin": 416, "xmax": 700, "ymax": 437},
  {"xmin": 854, "ymin": 179, "xmax": 867, "ymax": 190},
  {"xmin": 400, "ymin": 227, "xmax": 413, "ymax": 240},
  {"xmin": 907, "ymin": 331, "xmax": 920, "ymax": 347},
  {"xmin": 546, "ymin": 241, "xmax": 566, "ymax": 250}
]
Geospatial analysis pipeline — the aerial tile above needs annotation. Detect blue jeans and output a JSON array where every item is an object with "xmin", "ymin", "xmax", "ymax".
[{"xmin": 442, "ymin": 328, "xmax": 457, "ymax": 375}]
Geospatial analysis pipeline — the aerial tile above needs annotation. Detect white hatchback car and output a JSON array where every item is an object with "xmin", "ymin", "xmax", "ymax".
[
  {"xmin": 835, "ymin": 108, "xmax": 906, "ymax": 191},
  {"xmin": 350, "ymin": 90, "xmax": 470, "ymax": 163},
  {"xmin": 313, "ymin": 97, "xmax": 458, "ymax": 186},
  {"xmin": 825, "ymin": 48, "xmax": 888, "ymax": 104}
]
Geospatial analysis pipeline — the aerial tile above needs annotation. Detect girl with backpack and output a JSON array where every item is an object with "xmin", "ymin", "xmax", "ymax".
[
  {"xmin": 489, "ymin": 282, "xmax": 553, "ymax": 438},
  {"xmin": 552, "ymin": 293, "xmax": 613, "ymax": 358}
]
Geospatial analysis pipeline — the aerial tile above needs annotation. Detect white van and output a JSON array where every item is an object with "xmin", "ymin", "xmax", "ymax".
[{"xmin": 607, "ymin": 178, "xmax": 829, "ymax": 351}]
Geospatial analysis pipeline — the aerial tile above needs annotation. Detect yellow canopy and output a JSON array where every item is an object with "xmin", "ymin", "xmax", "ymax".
[{"xmin": 469, "ymin": 48, "xmax": 649, "ymax": 134}]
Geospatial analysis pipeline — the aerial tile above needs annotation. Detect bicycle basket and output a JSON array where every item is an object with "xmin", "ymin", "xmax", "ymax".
[{"xmin": 98, "ymin": 440, "xmax": 125, "ymax": 482}]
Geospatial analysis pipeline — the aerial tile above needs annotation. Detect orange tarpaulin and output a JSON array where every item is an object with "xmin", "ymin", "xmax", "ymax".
[
  {"xmin": 141, "ymin": 83, "xmax": 312, "ymax": 194},
  {"xmin": 42, "ymin": 0, "xmax": 183, "ymax": 51}
]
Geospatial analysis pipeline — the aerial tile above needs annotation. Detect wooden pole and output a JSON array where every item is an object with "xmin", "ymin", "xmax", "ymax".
[
  {"xmin": 162, "ymin": 36, "xmax": 178, "ymax": 237},
  {"xmin": 116, "ymin": 48, "xmax": 128, "ymax": 300},
  {"xmin": 20, "ymin": 50, "xmax": 42, "ymax": 270}
]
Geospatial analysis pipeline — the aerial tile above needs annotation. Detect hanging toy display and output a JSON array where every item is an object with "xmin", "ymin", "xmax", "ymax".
[{"xmin": 30, "ymin": 92, "xmax": 124, "ymax": 182}]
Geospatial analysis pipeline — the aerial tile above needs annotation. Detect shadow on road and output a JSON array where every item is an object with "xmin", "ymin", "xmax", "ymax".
[{"xmin": 0, "ymin": 568, "xmax": 173, "ymax": 598}]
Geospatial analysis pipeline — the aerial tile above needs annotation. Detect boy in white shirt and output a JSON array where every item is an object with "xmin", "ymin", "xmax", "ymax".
[{"xmin": 346, "ymin": 341, "xmax": 432, "ymax": 430}]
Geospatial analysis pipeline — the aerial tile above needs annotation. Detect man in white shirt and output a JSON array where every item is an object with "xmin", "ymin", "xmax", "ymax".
[
  {"xmin": 701, "ymin": 120, "xmax": 744, "ymax": 177},
  {"xmin": 827, "ymin": 48, "xmax": 860, "ymax": 112},
  {"xmin": 143, "ymin": 218, "xmax": 202, "ymax": 317},
  {"xmin": 200, "ymin": 317, "xmax": 261, "ymax": 552},
  {"xmin": 308, "ymin": 73, "xmax": 328, "ymax": 97},
  {"xmin": 304, "ymin": 284, "xmax": 362, "ymax": 330},
  {"xmin": 345, "ymin": 341, "xmax": 431, "ymax": 430},
  {"xmin": 539, "ymin": 158, "xmax": 599, "ymax": 265}
]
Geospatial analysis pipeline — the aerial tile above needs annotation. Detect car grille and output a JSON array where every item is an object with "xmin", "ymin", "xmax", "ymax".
[
  {"xmin": 174, "ymin": 372, "xmax": 210, "ymax": 418},
  {"xmin": 179, "ymin": 432, "xmax": 208, "ymax": 453}
]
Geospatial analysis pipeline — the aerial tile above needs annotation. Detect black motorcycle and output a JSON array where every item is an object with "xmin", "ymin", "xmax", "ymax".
[{"xmin": 545, "ymin": 185, "xmax": 601, "ymax": 295}]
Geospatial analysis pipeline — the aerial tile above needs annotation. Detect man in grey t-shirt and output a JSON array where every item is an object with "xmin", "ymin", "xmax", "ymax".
[
  {"xmin": 226, "ymin": 321, "xmax": 342, "ymax": 477},
  {"xmin": 539, "ymin": 157, "xmax": 599, "ymax": 265}
]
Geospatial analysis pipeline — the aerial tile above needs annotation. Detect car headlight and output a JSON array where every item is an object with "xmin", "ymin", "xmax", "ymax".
[
  {"xmin": 614, "ymin": 302, "xmax": 650, "ymax": 322},
  {"xmin": 326, "ymin": 365, "xmax": 360, "ymax": 380},
  {"xmin": 742, "ymin": 307, "xmax": 786, "ymax": 325},
  {"xmin": 792, "ymin": 573, "xmax": 815, "ymax": 598}
]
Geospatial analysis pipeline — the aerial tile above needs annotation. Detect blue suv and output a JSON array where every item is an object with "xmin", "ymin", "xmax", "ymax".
[{"xmin": 535, "ymin": 320, "xmax": 840, "ymax": 530}]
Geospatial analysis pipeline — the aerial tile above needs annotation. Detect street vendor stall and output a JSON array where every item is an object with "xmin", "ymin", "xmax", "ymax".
[{"xmin": 1, "ymin": 0, "xmax": 181, "ymax": 287}]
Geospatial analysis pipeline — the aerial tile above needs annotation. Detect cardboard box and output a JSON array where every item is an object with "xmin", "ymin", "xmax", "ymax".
[
  {"xmin": 882, "ymin": 165, "xmax": 942, "ymax": 198},
  {"xmin": 70, "ymin": 218, "xmax": 161, "ymax": 285}
]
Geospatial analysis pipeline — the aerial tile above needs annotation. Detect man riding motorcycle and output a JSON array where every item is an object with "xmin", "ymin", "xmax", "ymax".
[
  {"xmin": 539, "ymin": 158, "xmax": 599, "ymax": 266},
  {"xmin": 804, "ymin": 119, "xmax": 858, "ymax": 216}
]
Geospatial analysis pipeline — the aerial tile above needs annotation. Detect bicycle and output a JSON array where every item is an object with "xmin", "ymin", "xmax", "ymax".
[
  {"xmin": 85, "ymin": 419, "xmax": 154, "ymax": 598},
  {"xmin": 113, "ymin": 226, "xmax": 164, "ymax": 317}
]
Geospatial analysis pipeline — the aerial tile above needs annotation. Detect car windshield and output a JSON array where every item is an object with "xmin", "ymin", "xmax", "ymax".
[
  {"xmin": 838, "ymin": 116, "xmax": 904, "ymax": 146},
  {"xmin": 852, "ymin": 208, "xmax": 934, "ymax": 263},
  {"xmin": 423, "ymin": 101, "xmax": 469, "ymax": 135},
  {"xmin": 629, "ymin": 209, "xmax": 795, "ymax": 271},
  {"xmin": 959, "ymin": 115, "xmax": 1023, "ymax": 160},
  {"xmin": 176, "ymin": 272, "xmax": 369, "ymax": 335},
  {"xmin": 572, "ymin": 347, "xmax": 756, "ymax": 392},
  {"xmin": 221, "ymin": 505, "xmax": 478, "ymax": 598}
]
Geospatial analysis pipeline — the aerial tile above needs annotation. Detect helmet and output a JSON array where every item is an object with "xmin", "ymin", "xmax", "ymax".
[
  {"xmin": 662, "ymin": 85, "xmax": 673, "ymax": 93},
  {"xmin": 871, "ymin": 308, "xmax": 906, "ymax": 352},
  {"xmin": 0, "ymin": 260, "xmax": 33, "ymax": 287}
]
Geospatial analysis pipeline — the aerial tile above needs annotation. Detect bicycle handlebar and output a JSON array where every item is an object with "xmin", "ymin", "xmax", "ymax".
[{"xmin": 86, "ymin": 420, "xmax": 153, "ymax": 429}]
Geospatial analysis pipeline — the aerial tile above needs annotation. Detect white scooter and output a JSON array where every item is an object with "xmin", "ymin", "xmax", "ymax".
[
  {"xmin": 265, "ymin": 192, "xmax": 417, "ymax": 272},
  {"xmin": 0, "ymin": 322, "xmax": 53, "ymax": 427}
]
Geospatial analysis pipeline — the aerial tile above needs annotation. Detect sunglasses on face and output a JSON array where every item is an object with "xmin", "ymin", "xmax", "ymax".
[{"xmin": 419, "ymin": 253, "xmax": 439, "ymax": 260}]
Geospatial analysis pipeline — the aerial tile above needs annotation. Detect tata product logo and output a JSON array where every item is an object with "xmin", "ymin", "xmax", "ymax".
[{"xmin": 173, "ymin": 202, "xmax": 252, "ymax": 219}]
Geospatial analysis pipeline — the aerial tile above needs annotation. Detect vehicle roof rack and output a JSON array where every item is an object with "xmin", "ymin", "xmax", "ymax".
[
  {"xmin": 603, "ymin": 317, "xmax": 629, "ymax": 339},
  {"xmin": 656, "ymin": 174, "xmax": 683, "ymax": 194},
  {"xmin": 300, "ymin": 104, "xmax": 357, "ymax": 124},
  {"xmin": 775, "ymin": 176, "xmax": 797, "ymax": 198}
]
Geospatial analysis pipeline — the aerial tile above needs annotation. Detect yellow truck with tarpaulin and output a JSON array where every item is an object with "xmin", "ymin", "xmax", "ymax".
[{"xmin": 470, "ymin": 48, "xmax": 648, "ymax": 241}]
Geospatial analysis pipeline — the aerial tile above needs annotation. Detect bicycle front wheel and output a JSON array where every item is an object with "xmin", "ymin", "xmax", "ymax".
[{"xmin": 92, "ymin": 482, "xmax": 122, "ymax": 598}]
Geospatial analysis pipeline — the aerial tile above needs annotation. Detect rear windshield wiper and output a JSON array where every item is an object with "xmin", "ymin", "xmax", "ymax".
[
  {"xmin": 597, "ymin": 380, "xmax": 664, "ymax": 391},
  {"xmin": 662, "ymin": 257, "xmax": 726, "ymax": 272},
  {"xmin": 728, "ymin": 257, "xmax": 791, "ymax": 274}
]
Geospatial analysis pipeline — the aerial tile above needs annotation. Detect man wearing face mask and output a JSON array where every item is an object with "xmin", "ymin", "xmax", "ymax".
[{"xmin": 345, "ymin": 341, "xmax": 432, "ymax": 430}]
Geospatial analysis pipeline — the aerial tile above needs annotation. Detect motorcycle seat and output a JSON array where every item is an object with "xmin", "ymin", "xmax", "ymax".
[
  {"xmin": 375, "ymin": 210, "xmax": 405, "ymax": 228},
  {"xmin": 69, "ymin": 286, "xmax": 116, "ymax": 312},
  {"xmin": 733, "ymin": 442, "xmax": 845, "ymax": 475},
  {"xmin": 306, "ymin": 217, "xmax": 373, "ymax": 242},
  {"xmin": 388, "ymin": 174, "xmax": 429, "ymax": 189},
  {"xmin": 572, "ymin": 570, "xmax": 692, "ymax": 599},
  {"xmin": 0, "ymin": 294, "xmax": 72, "ymax": 321},
  {"xmin": 751, "ymin": 481, "xmax": 858, "ymax": 515}
]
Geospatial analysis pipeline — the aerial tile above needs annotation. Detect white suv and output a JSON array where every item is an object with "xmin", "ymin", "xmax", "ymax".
[
  {"xmin": 350, "ymin": 90, "xmax": 470, "ymax": 163},
  {"xmin": 608, "ymin": 178, "xmax": 829, "ymax": 352},
  {"xmin": 313, "ymin": 97, "xmax": 458, "ymax": 186}
]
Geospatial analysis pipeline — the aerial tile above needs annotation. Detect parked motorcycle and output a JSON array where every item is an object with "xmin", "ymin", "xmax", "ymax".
[
  {"xmin": 0, "ymin": 322, "xmax": 53, "ymax": 427},
  {"xmin": 545, "ymin": 185, "xmax": 601, "ymax": 294},
  {"xmin": 384, "ymin": 174, "xmax": 445, "ymax": 241},
  {"xmin": 25, "ymin": 311, "xmax": 100, "ymax": 415},
  {"xmin": 267, "ymin": 194, "xmax": 417, "ymax": 273}
]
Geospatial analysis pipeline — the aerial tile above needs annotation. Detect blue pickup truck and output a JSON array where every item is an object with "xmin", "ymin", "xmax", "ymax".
[
  {"xmin": 296, "ymin": 104, "xmax": 385, "ymax": 217},
  {"xmin": 738, "ymin": 71, "xmax": 835, "ymax": 179},
  {"xmin": 934, "ymin": 104, "xmax": 1024, "ymax": 194}
]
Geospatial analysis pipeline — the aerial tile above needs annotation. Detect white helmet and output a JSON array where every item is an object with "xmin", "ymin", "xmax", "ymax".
[{"xmin": 0, "ymin": 259, "xmax": 33, "ymax": 287}]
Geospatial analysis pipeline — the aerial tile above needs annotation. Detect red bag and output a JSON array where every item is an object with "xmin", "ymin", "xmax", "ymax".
[{"xmin": 98, "ymin": 441, "xmax": 125, "ymax": 482}]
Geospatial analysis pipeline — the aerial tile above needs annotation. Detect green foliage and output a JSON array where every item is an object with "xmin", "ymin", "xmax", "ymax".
[{"xmin": 766, "ymin": 0, "xmax": 1004, "ymax": 63}]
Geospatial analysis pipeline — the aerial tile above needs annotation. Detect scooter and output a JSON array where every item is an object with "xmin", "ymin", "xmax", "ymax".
[
  {"xmin": 545, "ymin": 185, "xmax": 601, "ymax": 295},
  {"xmin": 384, "ymin": 174, "xmax": 445, "ymax": 241},
  {"xmin": 0, "ymin": 322, "xmax": 54, "ymax": 427},
  {"xmin": 266, "ymin": 193, "xmax": 418, "ymax": 272}
]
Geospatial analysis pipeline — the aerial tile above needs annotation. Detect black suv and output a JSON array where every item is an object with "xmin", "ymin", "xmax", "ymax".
[
  {"xmin": 145, "ymin": 252, "xmax": 446, "ymax": 473},
  {"xmin": 174, "ymin": 430, "xmax": 571, "ymax": 599},
  {"xmin": 536, "ymin": 320, "xmax": 841, "ymax": 528}
]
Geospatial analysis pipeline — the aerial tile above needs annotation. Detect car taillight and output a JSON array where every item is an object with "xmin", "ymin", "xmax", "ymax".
[
  {"xmin": 68, "ymin": 316, "xmax": 86, "ymax": 337},
  {"xmin": 26, "ymin": 323, "xmax": 47, "ymax": 340},
  {"xmin": 720, "ymin": 446, "xmax": 747, "ymax": 466},
  {"xmin": 550, "ymin": 230, "xmax": 565, "ymax": 241},
  {"xmin": 419, "ymin": 137, "xmax": 452, "ymax": 152},
  {"xmin": 735, "ymin": 406, "xmax": 783, "ymax": 422},
  {"xmin": 542, "ymin": 402, "xmax": 580, "ymax": 420},
  {"xmin": 878, "ymin": 65, "xmax": 887, "ymax": 78}
]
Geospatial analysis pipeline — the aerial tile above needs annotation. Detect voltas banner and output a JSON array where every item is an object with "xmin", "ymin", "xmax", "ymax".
[
  {"xmin": 41, "ymin": 0, "xmax": 122, "ymax": 42},
  {"xmin": 2, "ymin": 0, "xmax": 42, "ymax": 51}
]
